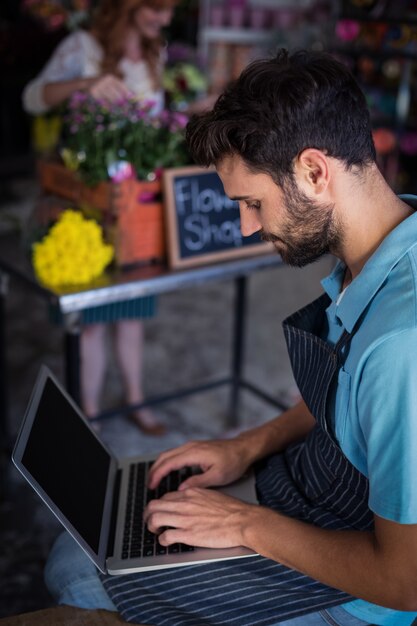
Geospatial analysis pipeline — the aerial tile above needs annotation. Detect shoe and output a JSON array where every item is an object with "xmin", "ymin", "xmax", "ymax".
[{"xmin": 127, "ymin": 409, "xmax": 166, "ymax": 436}]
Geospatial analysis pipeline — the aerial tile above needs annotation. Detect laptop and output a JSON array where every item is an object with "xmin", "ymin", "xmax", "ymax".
[{"xmin": 12, "ymin": 365, "xmax": 259, "ymax": 575}]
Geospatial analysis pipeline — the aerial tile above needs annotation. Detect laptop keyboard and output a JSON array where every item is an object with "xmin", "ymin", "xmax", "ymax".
[{"xmin": 122, "ymin": 461, "xmax": 195, "ymax": 559}]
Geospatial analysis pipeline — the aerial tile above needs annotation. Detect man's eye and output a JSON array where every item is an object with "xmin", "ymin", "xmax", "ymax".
[{"xmin": 246, "ymin": 201, "xmax": 261, "ymax": 211}]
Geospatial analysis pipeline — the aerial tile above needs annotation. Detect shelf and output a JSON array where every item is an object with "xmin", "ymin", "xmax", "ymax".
[
  {"xmin": 200, "ymin": 26, "xmax": 277, "ymax": 46},
  {"xmin": 247, "ymin": 0, "xmax": 315, "ymax": 7},
  {"xmin": 337, "ymin": 10, "xmax": 417, "ymax": 26},
  {"xmin": 332, "ymin": 45, "xmax": 417, "ymax": 61}
]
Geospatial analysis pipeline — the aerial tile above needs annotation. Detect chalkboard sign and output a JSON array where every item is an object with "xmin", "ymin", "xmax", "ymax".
[{"xmin": 163, "ymin": 166, "xmax": 273, "ymax": 269}]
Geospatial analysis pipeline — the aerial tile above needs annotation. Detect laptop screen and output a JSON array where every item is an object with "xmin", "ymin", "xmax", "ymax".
[{"xmin": 21, "ymin": 376, "xmax": 110, "ymax": 553}]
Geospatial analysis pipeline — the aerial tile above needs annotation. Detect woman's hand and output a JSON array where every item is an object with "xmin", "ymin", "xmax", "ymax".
[
  {"xmin": 88, "ymin": 73, "xmax": 133, "ymax": 102},
  {"xmin": 147, "ymin": 438, "xmax": 254, "ymax": 491}
]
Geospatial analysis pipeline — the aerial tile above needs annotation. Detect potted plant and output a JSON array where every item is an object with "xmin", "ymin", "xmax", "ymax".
[{"xmin": 38, "ymin": 93, "xmax": 190, "ymax": 266}]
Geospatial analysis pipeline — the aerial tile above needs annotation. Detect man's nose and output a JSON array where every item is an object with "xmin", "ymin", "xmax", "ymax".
[{"xmin": 239, "ymin": 207, "xmax": 262, "ymax": 237}]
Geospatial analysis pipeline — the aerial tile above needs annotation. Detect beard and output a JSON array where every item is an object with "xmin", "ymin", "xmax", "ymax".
[{"xmin": 261, "ymin": 179, "xmax": 343, "ymax": 267}]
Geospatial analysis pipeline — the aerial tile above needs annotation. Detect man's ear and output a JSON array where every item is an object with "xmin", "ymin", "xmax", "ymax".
[{"xmin": 294, "ymin": 149, "xmax": 330, "ymax": 196}]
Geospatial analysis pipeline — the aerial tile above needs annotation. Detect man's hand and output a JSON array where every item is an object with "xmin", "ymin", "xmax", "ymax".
[
  {"xmin": 147, "ymin": 438, "xmax": 253, "ymax": 491},
  {"xmin": 148, "ymin": 401, "xmax": 315, "ymax": 492},
  {"xmin": 144, "ymin": 487, "xmax": 258, "ymax": 549}
]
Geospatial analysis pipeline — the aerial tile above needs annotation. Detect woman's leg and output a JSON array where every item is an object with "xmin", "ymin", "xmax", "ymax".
[
  {"xmin": 80, "ymin": 323, "xmax": 107, "ymax": 418},
  {"xmin": 44, "ymin": 532, "xmax": 117, "ymax": 611},
  {"xmin": 113, "ymin": 319, "xmax": 165, "ymax": 434}
]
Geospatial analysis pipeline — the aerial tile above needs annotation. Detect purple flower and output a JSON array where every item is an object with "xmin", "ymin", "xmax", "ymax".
[
  {"xmin": 62, "ymin": 94, "xmax": 189, "ymax": 183},
  {"xmin": 167, "ymin": 42, "xmax": 196, "ymax": 65},
  {"xmin": 169, "ymin": 112, "xmax": 189, "ymax": 131},
  {"xmin": 69, "ymin": 91, "xmax": 88, "ymax": 107}
]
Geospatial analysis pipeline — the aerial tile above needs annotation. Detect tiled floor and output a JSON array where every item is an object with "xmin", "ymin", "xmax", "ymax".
[{"xmin": 0, "ymin": 176, "xmax": 332, "ymax": 619}]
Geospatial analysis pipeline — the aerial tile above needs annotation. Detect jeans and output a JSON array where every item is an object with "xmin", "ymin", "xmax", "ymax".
[
  {"xmin": 44, "ymin": 532, "xmax": 117, "ymax": 612},
  {"xmin": 278, "ymin": 607, "xmax": 372, "ymax": 625},
  {"xmin": 45, "ymin": 532, "xmax": 372, "ymax": 625}
]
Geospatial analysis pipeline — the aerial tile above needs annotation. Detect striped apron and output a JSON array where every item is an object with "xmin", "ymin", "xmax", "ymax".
[{"xmin": 101, "ymin": 292, "xmax": 374, "ymax": 626}]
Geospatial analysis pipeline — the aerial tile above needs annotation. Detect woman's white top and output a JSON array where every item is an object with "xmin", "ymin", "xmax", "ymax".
[{"xmin": 22, "ymin": 30, "xmax": 164, "ymax": 115}]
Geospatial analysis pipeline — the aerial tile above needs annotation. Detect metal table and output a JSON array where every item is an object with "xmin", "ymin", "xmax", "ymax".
[{"xmin": 0, "ymin": 247, "xmax": 286, "ymax": 439}]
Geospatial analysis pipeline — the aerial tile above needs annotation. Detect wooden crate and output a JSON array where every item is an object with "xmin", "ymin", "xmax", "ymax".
[{"xmin": 37, "ymin": 160, "xmax": 166, "ymax": 266}]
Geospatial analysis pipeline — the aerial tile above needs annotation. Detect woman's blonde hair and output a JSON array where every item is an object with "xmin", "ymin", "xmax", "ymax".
[{"xmin": 91, "ymin": 0, "xmax": 179, "ymax": 88}]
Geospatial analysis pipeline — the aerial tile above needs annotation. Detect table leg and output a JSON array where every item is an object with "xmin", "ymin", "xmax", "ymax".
[
  {"xmin": 228, "ymin": 275, "xmax": 247, "ymax": 427},
  {"xmin": 0, "ymin": 271, "xmax": 10, "ymax": 499},
  {"xmin": 0, "ymin": 271, "xmax": 10, "ymax": 442},
  {"xmin": 63, "ymin": 312, "xmax": 82, "ymax": 405}
]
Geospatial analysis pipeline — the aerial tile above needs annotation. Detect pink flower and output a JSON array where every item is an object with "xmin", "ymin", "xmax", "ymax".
[
  {"xmin": 335, "ymin": 19, "xmax": 360, "ymax": 42},
  {"xmin": 108, "ymin": 161, "xmax": 135, "ymax": 183},
  {"xmin": 137, "ymin": 190, "xmax": 157, "ymax": 202}
]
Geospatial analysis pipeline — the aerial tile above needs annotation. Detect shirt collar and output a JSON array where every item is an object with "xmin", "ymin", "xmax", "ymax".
[{"xmin": 321, "ymin": 195, "xmax": 417, "ymax": 333}]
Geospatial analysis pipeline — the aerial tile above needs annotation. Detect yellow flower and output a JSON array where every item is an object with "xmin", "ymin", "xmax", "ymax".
[{"xmin": 32, "ymin": 209, "xmax": 114, "ymax": 288}]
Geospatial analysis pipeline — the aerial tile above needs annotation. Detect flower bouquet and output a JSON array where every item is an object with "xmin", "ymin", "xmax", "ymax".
[
  {"xmin": 60, "ymin": 92, "xmax": 190, "ymax": 186},
  {"xmin": 32, "ymin": 208, "xmax": 114, "ymax": 289},
  {"xmin": 163, "ymin": 42, "xmax": 208, "ymax": 111}
]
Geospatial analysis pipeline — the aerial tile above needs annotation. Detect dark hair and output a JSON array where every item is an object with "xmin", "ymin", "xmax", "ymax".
[{"xmin": 186, "ymin": 49, "xmax": 376, "ymax": 185}]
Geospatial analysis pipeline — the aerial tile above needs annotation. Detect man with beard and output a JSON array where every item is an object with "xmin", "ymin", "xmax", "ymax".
[{"xmin": 45, "ymin": 50, "xmax": 417, "ymax": 626}]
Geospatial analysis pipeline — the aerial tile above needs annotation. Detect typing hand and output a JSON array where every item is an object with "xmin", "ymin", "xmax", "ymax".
[
  {"xmin": 147, "ymin": 439, "xmax": 252, "ymax": 492},
  {"xmin": 144, "ymin": 487, "xmax": 257, "ymax": 550}
]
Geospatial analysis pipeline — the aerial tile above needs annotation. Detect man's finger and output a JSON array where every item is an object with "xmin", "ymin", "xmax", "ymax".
[
  {"xmin": 148, "ymin": 457, "xmax": 190, "ymax": 489},
  {"xmin": 158, "ymin": 528, "xmax": 191, "ymax": 547},
  {"xmin": 146, "ymin": 511, "xmax": 186, "ymax": 535},
  {"xmin": 178, "ymin": 472, "xmax": 215, "ymax": 491},
  {"xmin": 148, "ymin": 450, "xmax": 201, "ymax": 489},
  {"xmin": 149, "ymin": 443, "xmax": 194, "ymax": 474}
]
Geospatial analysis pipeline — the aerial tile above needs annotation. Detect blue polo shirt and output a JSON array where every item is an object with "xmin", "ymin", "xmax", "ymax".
[{"xmin": 321, "ymin": 197, "xmax": 417, "ymax": 625}]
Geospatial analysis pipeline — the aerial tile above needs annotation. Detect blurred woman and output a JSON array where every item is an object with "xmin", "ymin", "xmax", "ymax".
[{"xmin": 23, "ymin": 0, "xmax": 182, "ymax": 435}]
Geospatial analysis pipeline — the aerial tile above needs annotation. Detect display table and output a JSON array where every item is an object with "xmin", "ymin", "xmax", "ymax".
[{"xmin": 0, "ymin": 244, "xmax": 286, "ymax": 439}]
